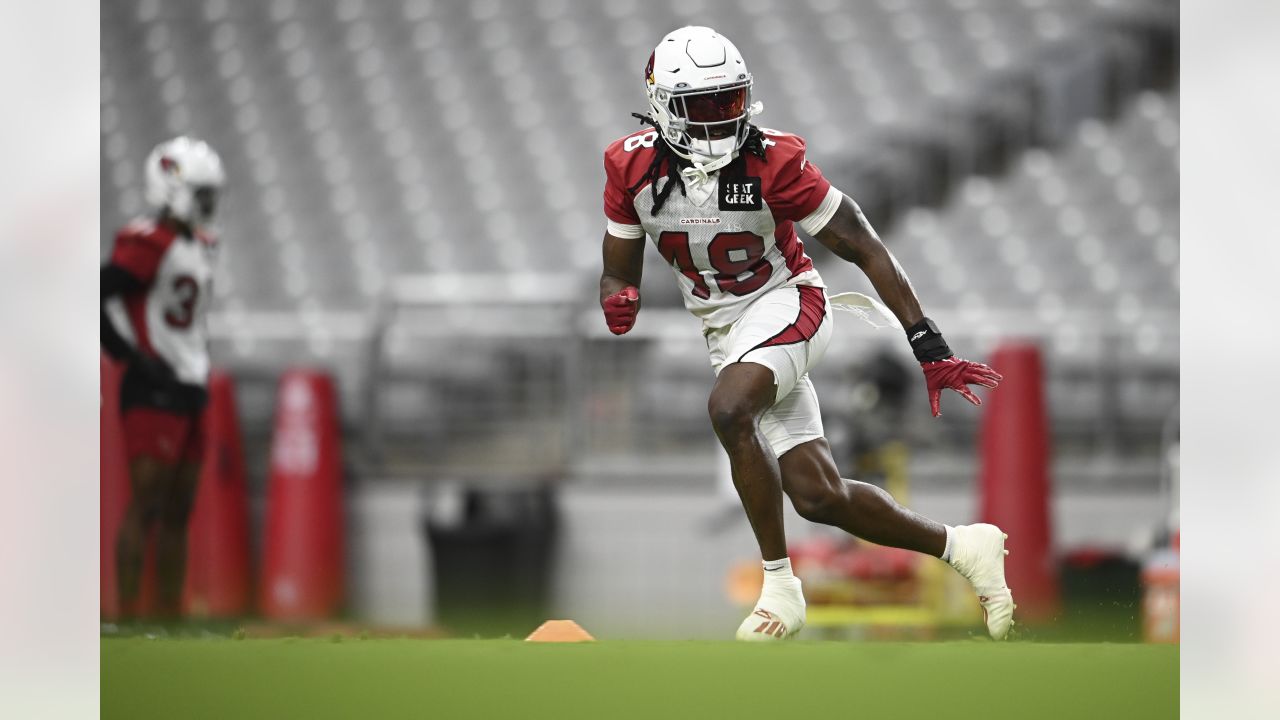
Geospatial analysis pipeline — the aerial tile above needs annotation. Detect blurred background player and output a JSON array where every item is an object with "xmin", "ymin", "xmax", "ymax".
[
  {"xmin": 100, "ymin": 137, "xmax": 225, "ymax": 618},
  {"xmin": 599, "ymin": 26, "xmax": 1012, "ymax": 641}
]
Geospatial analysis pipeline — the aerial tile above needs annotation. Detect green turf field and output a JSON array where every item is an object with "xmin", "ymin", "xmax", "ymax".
[{"xmin": 102, "ymin": 637, "xmax": 1178, "ymax": 719}]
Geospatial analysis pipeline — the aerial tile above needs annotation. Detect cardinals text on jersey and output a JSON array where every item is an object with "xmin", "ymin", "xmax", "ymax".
[
  {"xmin": 107, "ymin": 219, "xmax": 217, "ymax": 387},
  {"xmin": 603, "ymin": 128, "xmax": 842, "ymax": 328}
]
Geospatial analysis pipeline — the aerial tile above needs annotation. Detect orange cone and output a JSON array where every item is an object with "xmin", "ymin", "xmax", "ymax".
[{"xmin": 525, "ymin": 620, "xmax": 595, "ymax": 642}]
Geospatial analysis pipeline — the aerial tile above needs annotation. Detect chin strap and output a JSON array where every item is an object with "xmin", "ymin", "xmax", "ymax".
[{"xmin": 679, "ymin": 152, "xmax": 735, "ymax": 186}]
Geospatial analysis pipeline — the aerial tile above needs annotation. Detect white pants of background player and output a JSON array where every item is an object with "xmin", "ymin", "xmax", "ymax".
[{"xmin": 705, "ymin": 280, "xmax": 833, "ymax": 460}]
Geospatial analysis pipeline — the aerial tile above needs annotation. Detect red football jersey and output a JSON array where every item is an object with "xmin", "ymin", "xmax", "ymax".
[
  {"xmin": 603, "ymin": 127, "xmax": 840, "ymax": 328},
  {"xmin": 107, "ymin": 219, "xmax": 217, "ymax": 387}
]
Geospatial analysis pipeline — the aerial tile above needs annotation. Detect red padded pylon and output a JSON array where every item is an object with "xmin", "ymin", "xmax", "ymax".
[
  {"xmin": 101, "ymin": 354, "xmax": 128, "ymax": 619},
  {"xmin": 978, "ymin": 343, "xmax": 1060, "ymax": 622},
  {"xmin": 259, "ymin": 369, "xmax": 345, "ymax": 620}
]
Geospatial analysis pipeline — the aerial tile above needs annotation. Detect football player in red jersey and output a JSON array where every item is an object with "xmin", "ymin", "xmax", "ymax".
[
  {"xmin": 600, "ymin": 27, "xmax": 1014, "ymax": 640},
  {"xmin": 101, "ymin": 137, "xmax": 224, "ymax": 618}
]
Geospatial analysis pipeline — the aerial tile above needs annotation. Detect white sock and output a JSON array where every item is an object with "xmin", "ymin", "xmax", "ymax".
[
  {"xmin": 941, "ymin": 525, "xmax": 955, "ymax": 563},
  {"xmin": 762, "ymin": 557, "xmax": 795, "ymax": 590}
]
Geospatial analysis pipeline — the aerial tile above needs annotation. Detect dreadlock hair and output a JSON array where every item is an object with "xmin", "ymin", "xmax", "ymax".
[{"xmin": 628, "ymin": 113, "xmax": 769, "ymax": 216}]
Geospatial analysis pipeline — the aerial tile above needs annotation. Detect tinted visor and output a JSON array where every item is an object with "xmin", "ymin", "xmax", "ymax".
[
  {"xmin": 683, "ymin": 86, "xmax": 747, "ymax": 123},
  {"xmin": 674, "ymin": 85, "xmax": 748, "ymax": 140},
  {"xmin": 193, "ymin": 186, "xmax": 219, "ymax": 220}
]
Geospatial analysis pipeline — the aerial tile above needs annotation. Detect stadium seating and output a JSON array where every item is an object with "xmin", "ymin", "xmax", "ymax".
[
  {"xmin": 835, "ymin": 87, "xmax": 1179, "ymax": 361},
  {"xmin": 102, "ymin": 0, "xmax": 1171, "ymax": 316}
]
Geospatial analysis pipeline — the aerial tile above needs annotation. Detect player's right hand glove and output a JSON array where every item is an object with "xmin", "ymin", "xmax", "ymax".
[
  {"xmin": 602, "ymin": 286, "xmax": 640, "ymax": 335},
  {"xmin": 906, "ymin": 317, "xmax": 1003, "ymax": 417}
]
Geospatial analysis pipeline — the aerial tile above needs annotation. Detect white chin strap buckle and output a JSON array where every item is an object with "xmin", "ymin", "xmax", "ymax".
[{"xmin": 681, "ymin": 152, "xmax": 735, "ymax": 185}]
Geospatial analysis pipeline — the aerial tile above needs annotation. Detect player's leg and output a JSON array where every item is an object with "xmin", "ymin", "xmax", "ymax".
[
  {"xmin": 116, "ymin": 455, "xmax": 168, "ymax": 616},
  {"xmin": 777, "ymin": 428, "xmax": 1015, "ymax": 639},
  {"xmin": 709, "ymin": 363, "xmax": 807, "ymax": 641},
  {"xmin": 117, "ymin": 405, "xmax": 191, "ymax": 618},
  {"xmin": 155, "ymin": 414, "xmax": 204, "ymax": 617},
  {"xmin": 707, "ymin": 285, "xmax": 830, "ymax": 640},
  {"xmin": 155, "ymin": 460, "xmax": 199, "ymax": 617},
  {"xmin": 706, "ymin": 362, "xmax": 789, "ymax": 562},
  {"xmin": 778, "ymin": 437, "xmax": 945, "ymax": 556}
]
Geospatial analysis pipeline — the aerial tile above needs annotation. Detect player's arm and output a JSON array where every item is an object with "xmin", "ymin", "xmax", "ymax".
[
  {"xmin": 101, "ymin": 264, "xmax": 178, "ymax": 383},
  {"xmin": 101, "ymin": 233, "xmax": 178, "ymax": 383},
  {"xmin": 599, "ymin": 231, "xmax": 644, "ymax": 335},
  {"xmin": 599, "ymin": 141, "xmax": 646, "ymax": 335},
  {"xmin": 813, "ymin": 195, "xmax": 1003, "ymax": 416},
  {"xmin": 813, "ymin": 195, "xmax": 924, "ymax": 328},
  {"xmin": 101, "ymin": 264, "xmax": 145, "ymax": 361}
]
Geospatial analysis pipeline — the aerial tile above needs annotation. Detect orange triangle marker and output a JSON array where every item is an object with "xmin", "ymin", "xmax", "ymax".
[{"xmin": 525, "ymin": 620, "xmax": 595, "ymax": 642}]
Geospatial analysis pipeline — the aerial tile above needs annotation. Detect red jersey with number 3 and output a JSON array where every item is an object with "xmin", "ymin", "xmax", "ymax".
[
  {"xmin": 603, "ymin": 127, "xmax": 838, "ymax": 328},
  {"xmin": 108, "ymin": 219, "xmax": 217, "ymax": 387}
]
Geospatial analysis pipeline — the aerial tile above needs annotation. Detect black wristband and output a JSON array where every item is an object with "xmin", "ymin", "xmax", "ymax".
[{"xmin": 905, "ymin": 317, "xmax": 953, "ymax": 363}]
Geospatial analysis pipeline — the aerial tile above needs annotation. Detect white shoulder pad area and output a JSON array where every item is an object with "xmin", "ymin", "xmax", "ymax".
[
  {"xmin": 606, "ymin": 219, "xmax": 646, "ymax": 240},
  {"xmin": 798, "ymin": 185, "xmax": 843, "ymax": 236}
]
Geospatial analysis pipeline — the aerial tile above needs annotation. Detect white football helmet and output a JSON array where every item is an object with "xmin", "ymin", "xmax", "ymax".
[
  {"xmin": 144, "ymin": 136, "xmax": 225, "ymax": 227},
  {"xmin": 645, "ymin": 26, "xmax": 763, "ymax": 174}
]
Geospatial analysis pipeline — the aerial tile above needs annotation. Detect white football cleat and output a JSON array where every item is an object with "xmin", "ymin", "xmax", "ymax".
[
  {"xmin": 736, "ymin": 577, "xmax": 805, "ymax": 642},
  {"xmin": 948, "ymin": 523, "xmax": 1016, "ymax": 640}
]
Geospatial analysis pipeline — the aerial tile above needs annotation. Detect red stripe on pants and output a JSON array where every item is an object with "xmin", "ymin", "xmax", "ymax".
[{"xmin": 742, "ymin": 286, "xmax": 826, "ymax": 360}]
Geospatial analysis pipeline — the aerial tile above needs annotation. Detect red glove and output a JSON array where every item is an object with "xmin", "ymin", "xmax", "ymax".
[
  {"xmin": 602, "ymin": 286, "xmax": 639, "ymax": 335},
  {"xmin": 921, "ymin": 357, "xmax": 1003, "ymax": 417}
]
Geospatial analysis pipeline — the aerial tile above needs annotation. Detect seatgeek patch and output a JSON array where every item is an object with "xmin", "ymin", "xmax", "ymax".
[{"xmin": 719, "ymin": 176, "xmax": 762, "ymax": 211}]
